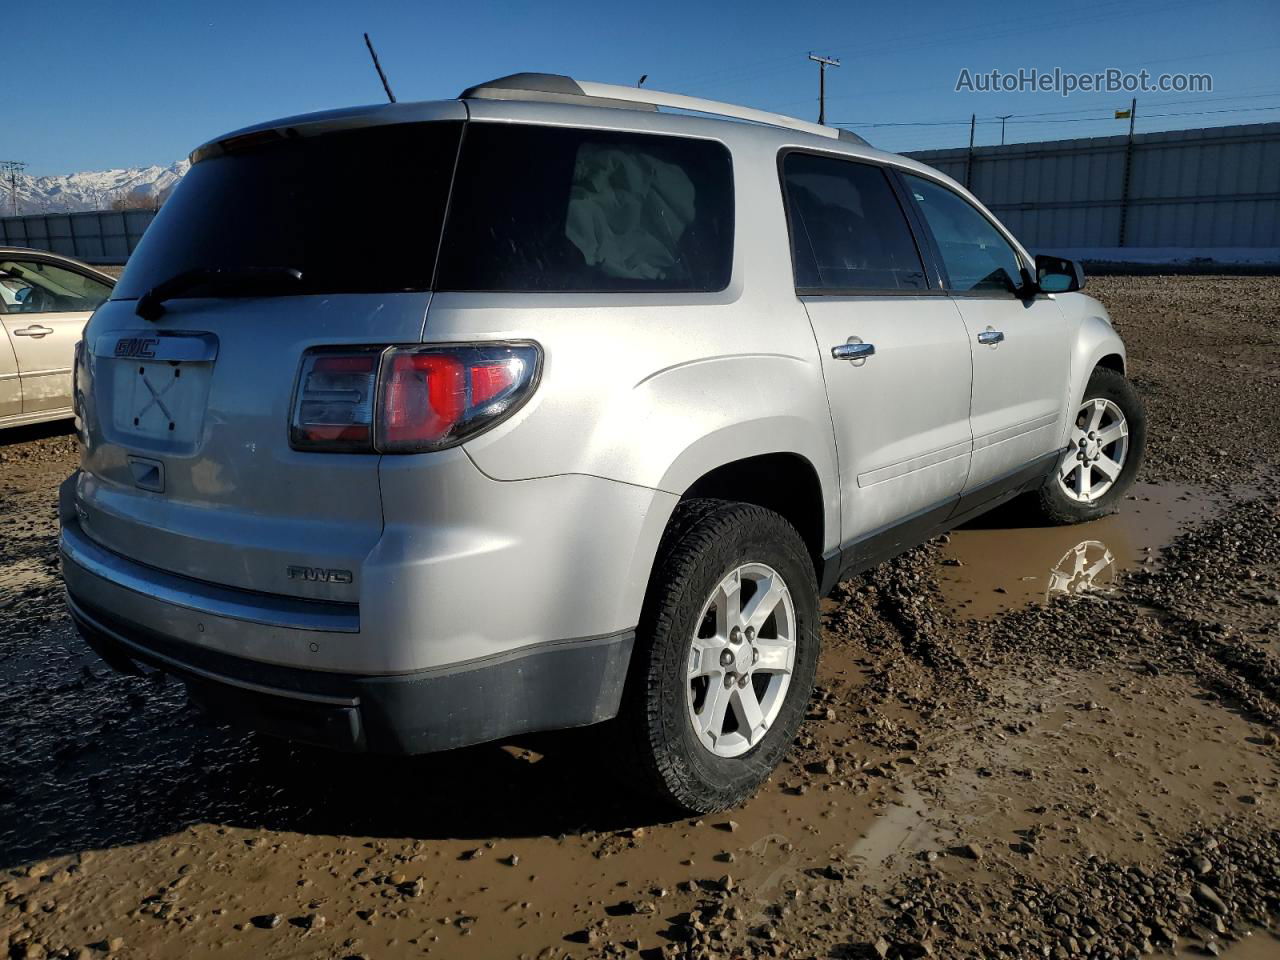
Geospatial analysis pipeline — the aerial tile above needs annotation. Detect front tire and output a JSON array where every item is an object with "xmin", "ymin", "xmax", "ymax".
[
  {"xmin": 1037, "ymin": 367, "xmax": 1146, "ymax": 524},
  {"xmin": 621, "ymin": 500, "xmax": 819, "ymax": 814}
]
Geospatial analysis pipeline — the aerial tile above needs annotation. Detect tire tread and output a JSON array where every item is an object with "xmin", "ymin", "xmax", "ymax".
[{"xmin": 621, "ymin": 499, "xmax": 818, "ymax": 813}]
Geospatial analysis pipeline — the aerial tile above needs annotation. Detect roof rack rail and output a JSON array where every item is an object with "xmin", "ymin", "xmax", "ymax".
[{"xmin": 459, "ymin": 73, "xmax": 868, "ymax": 145}]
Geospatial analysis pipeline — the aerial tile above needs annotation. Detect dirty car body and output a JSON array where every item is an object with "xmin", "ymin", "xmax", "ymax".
[{"xmin": 59, "ymin": 74, "xmax": 1137, "ymax": 808}]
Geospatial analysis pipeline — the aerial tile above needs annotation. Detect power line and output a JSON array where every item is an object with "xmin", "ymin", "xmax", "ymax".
[
  {"xmin": 833, "ymin": 103, "xmax": 1280, "ymax": 129},
  {"xmin": 670, "ymin": 0, "xmax": 1209, "ymax": 95},
  {"xmin": 654, "ymin": 0, "xmax": 1149, "ymax": 94},
  {"xmin": 999, "ymin": 88, "xmax": 1280, "ymax": 120},
  {"xmin": 765, "ymin": 46, "xmax": 1280, "ymax": 114}
]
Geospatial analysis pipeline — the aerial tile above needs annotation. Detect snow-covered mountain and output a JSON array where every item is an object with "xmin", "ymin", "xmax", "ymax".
[{"xmin": 7, "ymin": 161, "xmax": 190, "ymax": 215}]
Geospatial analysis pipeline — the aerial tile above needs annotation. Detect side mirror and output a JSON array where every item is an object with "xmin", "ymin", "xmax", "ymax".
[{"xmin": 1034, "ymin": 254, "xmax": 1085, "ymax": 293}]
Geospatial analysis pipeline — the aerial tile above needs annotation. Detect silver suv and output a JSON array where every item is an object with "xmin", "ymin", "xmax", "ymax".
[{"xmin": 60, "ymin": 74, "xmax": 1145, "ymax": 813}]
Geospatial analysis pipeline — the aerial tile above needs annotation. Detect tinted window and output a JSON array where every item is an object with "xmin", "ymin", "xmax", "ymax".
[
  {"xmin": 904, "ymin": 175, "xmax": 1023, "ymax": 293},
  {"xmin": 781, "ymin": 153, "xmax": 927, "ymax": 292},
  {"xmin": 0, "ymin": 260, "xmax": 111, "ymax": 314},
  {"xmin": 436, "ymin": 124, "xmax": 733, "ymax": 292},
  {"xmin": 115, "ymin": 122, "xmax": 464, "ymax": 300}
]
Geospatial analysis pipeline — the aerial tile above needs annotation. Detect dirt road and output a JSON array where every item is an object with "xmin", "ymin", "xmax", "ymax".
[{"xmin": 1, "ymin": 275, "xmax": 1277, "ymax": 960}]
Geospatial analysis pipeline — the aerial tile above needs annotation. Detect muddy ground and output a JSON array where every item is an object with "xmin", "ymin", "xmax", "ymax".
[{"xmin": 1, "ymin": 274, "xmax": 1278, "ymax": 960}]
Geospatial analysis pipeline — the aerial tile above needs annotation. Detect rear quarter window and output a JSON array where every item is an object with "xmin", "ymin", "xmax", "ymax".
[{"xmin": 435, "ymin": 124, "xmax": 734, "ymax": 293}]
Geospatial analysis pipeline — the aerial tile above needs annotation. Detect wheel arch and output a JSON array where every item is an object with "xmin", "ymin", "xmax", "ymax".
[
  {"xmin": 680, "ymin": 452, "xmax": 828, "ymax": 578},
  {"xmin": 1062, "ymin": 310, "xmax": 1129, "ymax": 446},
  {"xmin": 1095, "ymin": 352, "xmax": 1125, "ymax": 375},
  {"xmin": 653, "ymin": 417, "xmax": 840, "ymax": 558}
]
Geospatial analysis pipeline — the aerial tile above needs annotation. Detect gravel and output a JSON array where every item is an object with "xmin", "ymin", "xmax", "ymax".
[{"xmin": 0, "ymin": 274, "xmax": 1276, "ymax": 959}]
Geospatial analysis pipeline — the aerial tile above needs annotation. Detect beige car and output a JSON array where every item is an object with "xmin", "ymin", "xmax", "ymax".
[{"xmin": 0, "ymin": 248, "xmax": 114, "ymax": 428}]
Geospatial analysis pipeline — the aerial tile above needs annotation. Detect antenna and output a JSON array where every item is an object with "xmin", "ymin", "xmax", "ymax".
[{"xmin": 363, "ymin": 33, "xmax": 397, "ymax": 103}]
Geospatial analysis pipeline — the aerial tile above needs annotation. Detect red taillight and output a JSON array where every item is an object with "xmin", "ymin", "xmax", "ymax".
[
  {"xmin": 469, "ymin": 361, "xmax": 519, "ymax": 406},
  {"xmin": 375, "ymin": 345, "xmax": 539, "ymax": 453},
  {"xmin": 381, "ymin": 353, "xmax": 466, "ymax": 446},
  {"xmin": 290, "ymin": 343, "xmax": 540, "ymax": 454}
]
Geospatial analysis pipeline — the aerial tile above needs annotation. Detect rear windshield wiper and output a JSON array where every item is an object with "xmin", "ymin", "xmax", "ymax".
[{"xmin": 136, "ymin": 266, "xmax": 303, "ymax": 321}]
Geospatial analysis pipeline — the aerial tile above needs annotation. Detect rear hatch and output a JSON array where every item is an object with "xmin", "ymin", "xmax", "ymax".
[{"xmin": 74, "ymin": 105, "xmax": 465, "ymax": 602}]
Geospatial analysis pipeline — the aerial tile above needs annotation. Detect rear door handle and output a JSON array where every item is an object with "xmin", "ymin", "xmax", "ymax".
[
  {"xmin": 831, "ymin": 341, "xmax": 876, "ymax": 362},
  {"xmin": 977, "ymin": 329, "xmax": 1005, "ymax": 345},
  {"xmin": 13, "ymin": 325, "xmax": 54, "ymax": 338}
]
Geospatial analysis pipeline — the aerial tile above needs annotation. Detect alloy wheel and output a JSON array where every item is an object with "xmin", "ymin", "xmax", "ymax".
[
  {"xmin": 1057, "ymin": 398, "xmax": 1129, "ymax": 503},
  {"xmin": 686, "ymin": 563, "xmax": 796, "ymax": 759}
]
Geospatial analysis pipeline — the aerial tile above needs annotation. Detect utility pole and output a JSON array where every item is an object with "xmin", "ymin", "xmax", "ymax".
[
  {"xmin": 0, "ymin": 161, "xmax": 24, "ymax": 217},
  {"xmin": 965, "ymin": 113, "xmax": 976, "ymax": 189},
  {"xmin": 1117, "ymin": 97, "xmax": 1138, "ymax": 247},
  {"xmin": 996, "ymin": 114, "xmax": 1013, "ymax": 145},
  {"xmin": 808, "ymin": 53, "xmax": 840, "ymax": 125}
]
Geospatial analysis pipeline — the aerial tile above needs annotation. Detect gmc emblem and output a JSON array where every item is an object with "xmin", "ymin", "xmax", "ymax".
[
  {"xmin": 287, "ymin": 565, "xmax": 353, "ymax": 584},
  {"xmin": 114, "ymin": 336, "xmax": 159, "ymax": 359}
]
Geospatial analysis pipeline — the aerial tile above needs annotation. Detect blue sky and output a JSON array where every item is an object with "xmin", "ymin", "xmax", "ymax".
[{"xmin": 15, "ymin": 0, "xmax": 1280, "ymax": 175}]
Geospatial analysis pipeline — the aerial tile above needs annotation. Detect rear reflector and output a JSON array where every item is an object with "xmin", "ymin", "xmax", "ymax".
[{"xmin": 290, "ymin": 343, "xmax": 540, "ymax": 454}]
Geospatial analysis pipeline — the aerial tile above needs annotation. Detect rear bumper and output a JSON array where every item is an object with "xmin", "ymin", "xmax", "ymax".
[
  {"xmin": 60, "ymin": 512, "xmax": 634, "ymax": 754},
  {"xmin": 66, "ymin": 591, "xmax": 633, "ymax": 754}
]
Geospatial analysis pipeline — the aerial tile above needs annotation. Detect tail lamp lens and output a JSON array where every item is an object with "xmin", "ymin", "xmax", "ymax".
[
  {"xmin": 290, "ymin": 343, "xmax": 540, "ymax": 454},
  {"xmin": 290, "ymin": 352, "xmax": 380, "ymax": 452},
  {"xmin": 376, "ymin": 345, "xmax": 538, "ymax": 452}
]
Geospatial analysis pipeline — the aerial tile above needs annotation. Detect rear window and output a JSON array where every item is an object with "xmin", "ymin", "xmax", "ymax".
[
  {"xmin": 436, "ymin": 124, "xmax": 734, "ymax": 293},
  {"xmin": 114, "ymin": 122, "xmax": 464, "ymax": 299},
  {"xmin": 115, "ymin": 120, "xmax": 733, "ymax": 301}
]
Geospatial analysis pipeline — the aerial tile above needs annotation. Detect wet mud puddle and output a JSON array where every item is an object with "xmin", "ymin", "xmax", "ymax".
[{"xmin": 937, "ymin": 482, "xmax": 1215, "ymax": 618}]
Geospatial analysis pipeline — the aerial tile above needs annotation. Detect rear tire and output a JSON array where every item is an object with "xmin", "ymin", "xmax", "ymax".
[
  {"xmin": 1037, "ymin": 367, "xmax": 1146, "ymax": 524},
  {"xmin": 620, "ymin": 499, "xmax": 819, "ymax": 814}
]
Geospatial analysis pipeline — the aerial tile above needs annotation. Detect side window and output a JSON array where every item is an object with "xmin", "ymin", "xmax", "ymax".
[
  {"xmin": 903, "ymin": 176, "xmax": 1023, "ymax": 294},
  {"xmin": 781, "ymin": 153, "xmax": 927, "ymax": 292},
  {"xmin": 437, "ymin": 125, "xmax": 734, "ymax": 293},
  {"xmin": 0, "ymin": 260, "xmax": 112, "ymax": 314}
]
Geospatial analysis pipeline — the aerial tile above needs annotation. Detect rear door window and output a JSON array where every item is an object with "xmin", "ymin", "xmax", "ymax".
[
  {"xmin": 114, "ymin": 121, "xmax": 464, "ymax": 300},
  {"xmin": 781, "ymin": 152, "xmax": 928, "ymax": 292},
  {"xmin": 435, "ymin": 124, "xmax": 734, "ymax": 292}
]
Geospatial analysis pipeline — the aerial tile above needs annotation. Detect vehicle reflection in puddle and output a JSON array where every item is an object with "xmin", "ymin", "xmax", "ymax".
[
  {"xmin": 937, "ymin": 483, "xmax": 1212, "ymax": 618},
  {"xmin": 1046, "ymin": 539, "xmax": 1117, "ymax": 601}
]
